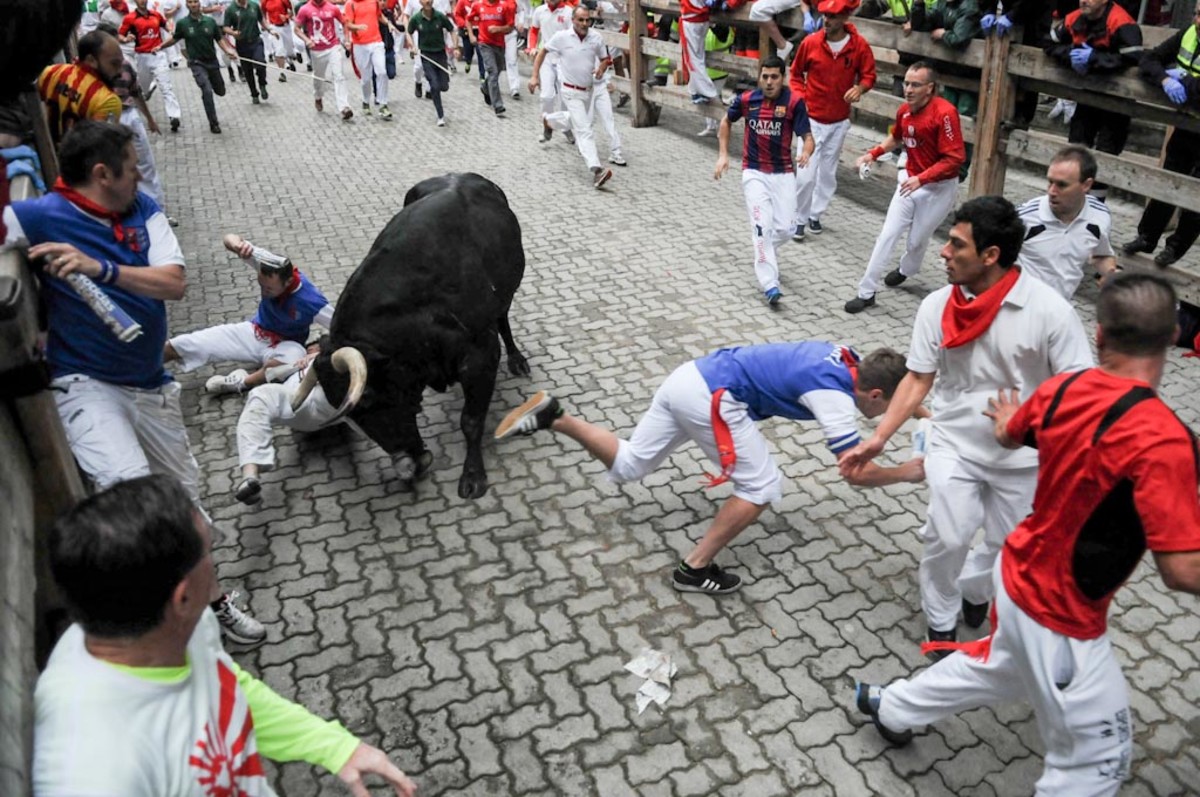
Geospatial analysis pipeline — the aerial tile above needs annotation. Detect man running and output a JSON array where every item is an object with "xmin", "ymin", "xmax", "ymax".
[
  {"xmin": 345, "ymin": 0, "xmax": 393, "ymax": 119},
  {"xmin": 714, "ymin": 55, "xmax": 815, "ymax": 305},
  {"xmin": 224, "ymin": 0, "xmax": 271, "ymax": 104},
  {"xmin": 527, "ymin": 0, "xmax": 573, "ymax": 142},
  {"xmin": 496, "ymin": 342, "xmax": 925, "ymax": 594},
  {"xmin": 294, "ymin": 0, "xmax": 354, "ymax": 119},
  {"xmin": 469, "ymin": 0, "xmax": 516, "ymax": 117},
  {"xmin": 407, "ymin": 0, "xmax": 458, "ymax": 125},
  {"xmin": 175, "ymin": 0, "xmax": 239, "ymax": 133},
  {"xmin": 119, "ymin": 0, "xmax": 183, "ymax": 131}
]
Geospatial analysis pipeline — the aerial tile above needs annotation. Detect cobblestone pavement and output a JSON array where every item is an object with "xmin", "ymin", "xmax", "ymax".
[{"xmin": 152, "ymin": 56, "xmax": 1200, "ymax": 796}]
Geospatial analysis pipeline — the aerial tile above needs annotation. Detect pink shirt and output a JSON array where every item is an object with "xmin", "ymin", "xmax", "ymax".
[{"xmin": 295, "ymin": 0, "xmax": 344, "ymax": 50}]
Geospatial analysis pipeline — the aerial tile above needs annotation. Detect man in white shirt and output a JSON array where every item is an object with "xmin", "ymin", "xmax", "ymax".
[
  {"xmin": 842, "ymin": 196, "xmax": 1094, "ymax": 656},
  {"xmin": 530, "ymin": 4, "xmax": 614, "ymax": 189},
  {"xmin": 527, "ymin": 0, "xmax": 573, "ymax": 142},
  {"xmin": 1015, "ymin": 145, "xmax": 1119, "ymax": 300}
]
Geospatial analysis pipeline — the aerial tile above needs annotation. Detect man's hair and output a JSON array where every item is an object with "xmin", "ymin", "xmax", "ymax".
[
  {"xmin": 58, "ymin": 120, "xmax": 134, "ymax": 186},
  {"xmin": 858, "ymin": 348, "xmax": 907, "ymax": 398},
  {"xmin": 906, "ymin": 60, "xmax": 939, "ymax": 85},
  {"xmin": 1050, "ymin": 144, "xmax": 1098, "ymax": 183},
  {"xmin": 77, "ymin": 29, "xmax": 116, "ymax": 62},
  {"xmin": 1097, "ymin": 273, "xmax": 1178, "ymax": 356},
  {"xmin": 761, "ymin": 55, "xmax": 786, "ymax": 74},
  {"xmin": 50, "ymin": 475, "xmax": 205, "ymax": 638},
  {"xmin": 951, "ymin": 195, "xmax": 1025, "ymax": 268}
]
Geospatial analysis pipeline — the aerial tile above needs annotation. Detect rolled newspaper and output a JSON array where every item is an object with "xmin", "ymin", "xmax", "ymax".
[
  {"xmin": 224, "ymin": 233, "xmax": 290, "ymax": 271},
  {"xmin": 910, "ymin": 417, "xmax": 931, "ymax": 459},
  {"xmin": 64, "ymin": 272, "xmax": 143, "ymax": 342}
]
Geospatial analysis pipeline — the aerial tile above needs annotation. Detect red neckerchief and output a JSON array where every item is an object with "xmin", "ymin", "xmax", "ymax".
[
  {"xmin": 839, "ymin": 346, "xmax": 858, "ymax": 385},
  {"xmin": 701, "ymin": 388, "xmax": 736, "ymax": 489},
  {"xmin": 272, "ymin": 269, "xmax": 302, "ymax": 305},
  {"xmin": 52, "ymin": 176, "xmax": 127, "ymax": 244},
  {"xmin": 109, "ymin": 0, "xmax": 129, "ymax": 12},
  {"xmin": 921, "ymin": 603, "xmax": 997, "ymax": 662},
  {"xmin": 940, "ymin": 267, "xmax": 1021, "ymax": 350},
  {"xmin": 1188, "ymin": 331, "xmax": 1200, "ymax": 358}
]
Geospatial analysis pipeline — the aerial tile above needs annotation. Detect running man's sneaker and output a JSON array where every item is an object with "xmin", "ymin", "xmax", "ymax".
[
  {"xmin": 672, "ymin": 562, "xmax": 741, "ymax": 594},
  {"xmin": 593, "ymin": 167, "xmax": 613, "ymax": 189},
  {"xmin": 808, "ymin": 218, "xmax": 823, "ymax": 234},
  {"xmin": 214, "ymin": 591, "xmax": 267, "ymax": 646},
  {"xmin": 205, "ymin": 369, "xmax": 248, "ymax": 395},
  {"xmin": 883, "ymin": 269, "xmax": 907, "ymax": 287},
  {"xmin": 415, "ymin": 82, "xmax": 423, "ymax": 98},
  {"xmin": 210, "ymin": 123, "xmax": 222, "ymax": 134},
  {"xmin": 278, "ymin": 72, "xmax": 287, "ymax": 82},
  {"xmin": 609, "ymin": 153, "xmax": 627, "ymax": 167},
  {"xmin": 437, "ymin": 117, "xmax": 446, "ymax": 127},
  {"xmin": 854, "ymin": 683, "xmax": 913, "ymax": 746},
  {"xmin": 169, "ymin": 116, "xmax": 180, "ymax": 132},
  {"xmin": 260, "ymin": 84, "xmax": 268, "ymax": 100},
  {"xmin": 315, "ymin": 97, "xmax": 324, "ymax": 112},
  {"xmin": 167, "ymin": 216, "xmax": 179, "ymax": 227},
  {"xmin": 844, "ymin": 295, "xmax": 876, "ymax": 314},
  {"xmin": 362, "ymin": 102, "xmax": 373, "ymax": 116},
  {"xmin": 495, "ymin": 391, "xmax": 562, "ymax": 439},
  {"xmin": 564, "ymin": 129, "xmax": 575, "ymax": 144},
  {"xmin": 538, "ymin": 126, "xmax": 553, "ymax": 143},
  {"xmin": 379, "ymin": 104, "xmax": 393, "ymax": 120},
  {"xmin": 764, "ymin": 287, "xmax": 782, "ymax": 306},
  {"xmin": 235, "ymin": 476, "xmax": 262, "ymax": 505},
  {"xmin": 793, "ymin": 224, "xmax": 805, "ymax": 242},
  {"xmin": 341, "ymin": 107, "xmax": 354, "ymax": 121}
]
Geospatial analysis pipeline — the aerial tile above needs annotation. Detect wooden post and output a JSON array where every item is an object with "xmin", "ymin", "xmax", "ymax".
[
  {"xmin": 757, "ymin": 23, "xmax": 771, "ymax": 68},
  {"xmin": 628, "ymin": 0, "xmax": 660, "ymax": 127},
  {"xmin": 968, "ymin": 31, "xmax": 1013, "ymax": 198},
  {"xmin": 23, "ymin": 92, "xmax": 58, "ymax": 186}
]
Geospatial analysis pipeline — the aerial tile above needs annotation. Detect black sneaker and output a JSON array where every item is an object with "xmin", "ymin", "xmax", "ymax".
[
  {"xmin": 792, "ymin": 224, "xmax": 805, "ymax": 242},
  {"xmin": 672, "ymin": 561, "xmax": 741, "ymax": 594},
  {"xmin": 210, "ymin": 123, "xmax": 222, "ymax": 134},
  {"xmin": 855, "ymin": 683, "xmax": 913, "ymax": 746},
  {"xmin": 235, "ymin": 476, "xmax": 262, "ymax": 505},
  {"xmin": 260, "ymin": 84, "xmax": 269, "ymax": 100},
  {"xmin": 808, "ymin": 218, "xmax": 824, "ymax": 234},
  {"xmin": 415, "ymin": 82, "xmax": 423, "ymax": 98},
  {"xmin": 1121, "ymin": 234, "xmax": 1155, "ymax": 256},
  {"xmin": 252, "ymin": 96, "xmax": 261, "ymax": 104},
  {"xmin": 564, "ymin": 130, "xmax": 576, "ymax": 145},
  {"xmin": 1155, "ymin": 246, "xmax": 1181, "ymax": 267},
  {"xmin": 925, "ymin": 626, "xmax": 957, "ymax": 662},
  {"xmin": 883, "ymin": 269, "xmax": 907, "ymax": 287},
  {"xmin": 962, "ymin": 599, "xmax": 988, "ymax": 629},
  {"xmin": 495, "ymin": 391, "xmax": 562, "ymax": 439},
  {"xmin": 844, "ymin": 295, "xmax": 875, "ymax": 314},
  {"xmin": 169, "ymin": 117, "xmax": 180, "ymax": 132}
]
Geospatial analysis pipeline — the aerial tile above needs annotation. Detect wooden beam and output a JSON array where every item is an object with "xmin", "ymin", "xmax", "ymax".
[
  {"xmin": 968, "ymin": 31, "xmax": 1013, "ymax": 197},
  {"xmin": 626, "ymin": 0, "xmax": 660, "ymax": 127},
  {"xmin": 643, "ymin": 83, "xmax": 728, "ymax": 121}
]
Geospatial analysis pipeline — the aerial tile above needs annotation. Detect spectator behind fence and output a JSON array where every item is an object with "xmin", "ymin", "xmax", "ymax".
[
  {"xmin": 1123, "ymin": 2, "xmax": 1200, "ymax": 268},
  {"xmin": 1043, "ymin": 0, "xmax": 1142, "ymax": 201},
  {"xmin": 33, "ymin": 475, "xmax": 418, "ymax": 797}
]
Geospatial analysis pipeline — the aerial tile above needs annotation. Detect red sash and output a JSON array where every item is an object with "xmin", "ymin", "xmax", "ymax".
[
  {"xmin": 940, "ymin": 267, "xmax": 1020, "ymax": 350},
  {"xmin": 920, "ymin": 603, "xmax": 998, "ymax": 662},
  {"xmin": 52, "ymin": 176, "xmax": 128, "ymax": 245}
]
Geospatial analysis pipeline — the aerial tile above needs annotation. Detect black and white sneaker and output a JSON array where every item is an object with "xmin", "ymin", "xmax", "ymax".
[
  {"xmin": 214, "ymin": 590, "xmax": 267, "ymax": 646},
  {"xmin": 235, "ymin": 476, "xmax": 262, "ymax": 505},
  {"xmin": 672, "ymin": 562, "xmax": 741, "ymax": 594},
  {"xmin": 855, "ymin": 683, "xmax": 913, "ymax": 746},
  {"xmin": 808, "ymin": 218, "xmax": 823, "ymax": 235},
  {"xmin": 495, "ymin": 391, "xmax": 562, "ymax": 439}
]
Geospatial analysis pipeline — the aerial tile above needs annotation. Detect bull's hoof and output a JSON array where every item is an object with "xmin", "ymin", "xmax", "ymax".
[
  {"xmin": 508, "ymin": 353, "xmax": 531, "ymax": 378},
  {"xmin": 458, "ymin": 470, "xmax": 489, "ymax": 499},
  {"xmin": 392, "ymin": 450, "xmax": 434, "ymax": 482}
]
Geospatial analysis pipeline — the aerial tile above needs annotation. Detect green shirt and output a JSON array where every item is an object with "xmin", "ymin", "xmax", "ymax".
[
  {"xmin": 175, "ymin": 14, "xmax": 224, "ymax": 63},
  {"xmin": 225, "ymin": 0, "xmax": 265, "ymax": 46},
  {"xmin": 407, "ymin": 10, "xmax": 454, "ymax": 52}
]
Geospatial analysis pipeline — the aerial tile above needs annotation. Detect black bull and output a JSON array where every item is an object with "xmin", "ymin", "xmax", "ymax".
[{"xmin": 312, "ymin": 173, "xmax": 529, "ymax": 498}]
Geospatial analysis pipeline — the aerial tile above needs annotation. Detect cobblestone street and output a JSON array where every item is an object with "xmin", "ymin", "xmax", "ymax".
[{"xmin": 153, "ymin": 56, "xmax": 1200, "ymax": 796}]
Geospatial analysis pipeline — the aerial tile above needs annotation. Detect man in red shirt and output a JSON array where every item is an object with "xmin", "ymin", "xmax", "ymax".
[
  {"xmin": 119, "ymin": 0, "xmax": 183, "ymax": 131},
  {"xmin": 262, "ymin": 0, "xmax": 298, "ymax": 80},
  {"xmin": 294, "ymin": 0, "xmax": 354, "ymax": 120},
  {"xmin": 788, "ymin": 0, "xmax": 875, "ymax": 241},
  {"xmin": 468, "ymin": 0, "xmax": 516, "ymax": 116},
  {"xmin": 856, "ymin": 272, "xmax": 1200, "ymax": 796},
  {"xmin": 845, "ymin": 61, "xmax": 964, "ymax": 313}
]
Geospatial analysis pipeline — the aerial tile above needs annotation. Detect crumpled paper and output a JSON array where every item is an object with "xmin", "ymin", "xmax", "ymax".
[{"xmin": 624, "ymin": 648, "xmax": 677, "ymax": 714}]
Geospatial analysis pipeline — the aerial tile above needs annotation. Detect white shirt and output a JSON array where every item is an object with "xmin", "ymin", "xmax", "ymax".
[
  {"xmin": 1016, "ymin": 194, "xmax": 1114, "ymax": 300},
  {"xmin": 531, "ymin": 2, "xmax": 573, "ymax": 51},
  {"xmin": 906, "ymin": 268, "xmax": 1094, "ymax": 469},
  {"xmin": 544, "ymin": 27, "xmax": 607, "ymax": 89}
]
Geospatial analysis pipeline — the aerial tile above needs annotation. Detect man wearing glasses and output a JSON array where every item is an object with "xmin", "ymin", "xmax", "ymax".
[{"xmin": 845, "ymin": 61, "xmax": 964, "ymax": 314}]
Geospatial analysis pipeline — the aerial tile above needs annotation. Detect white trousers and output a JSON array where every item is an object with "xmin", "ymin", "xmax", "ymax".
[
  {"xmin": 53, "ymin": 375, "xmax": 200, "ymax": 501},
  {"xmin": 880, "ymin": 558, "xmax": 1132, "ymax": 797},
  {"xmin": 237, "ymin": 377, "xmax": 342, "ymax": 469},
  {"xmin": 538, "ymin": 58, "xmax": 560, "ymax": 116},
  {"xmin": 135, "ymin": 50, "xmax": 181, "ymax": 120},
  {"xmin": 271, "ymin": 24, "xmax": 297, "ymax": 59},
  {"xmin": 742, "ymin": 169, "xmax": 796, "ymax": 293},
  {"xmin": 120, "ymin": 107, "xmax": 165, "ymax": 211},
  {"xmin": 794, "ymin": 117, "xmax": 850, "ymax": 225},
  {"xmin": 920, "ymin": 449, "xmax": 1037, "ymax": 632},
  {"xmin": 610, "ymin": 361, "xmax": 783, "ymax": 505},
  {"xmin": 591, "ymin": 78, "xmax": 622, "ymax": 158},
  {"xmin": 562, "ymin": 85, "xmax": 601, "ymax": 171},
  {"xmin": 504, "ymin": 29, "xmax": 521, "ymax": 93},
  {"xmin": 748, "ymin": 0, "xmax": 801, "ymax": 20},
  {"xmin": 680, "ymin": 20, "xmax": 717, "ymax": 100},
  {"xmin": 168, "ymin": 321, "xmax": 306, "ymax": 373},
  {"xmin": 353, "ymin": 41, "xmax": 387, "ymax": 104},
  {"xmin": 311, "ymin": 46, "xmax": 350, "ymax": 111},
  {"xmin": 856, "ymin": 173, "xmax": 958, "ymax": 298}
]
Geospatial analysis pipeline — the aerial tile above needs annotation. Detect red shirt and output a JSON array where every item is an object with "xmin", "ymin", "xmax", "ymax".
[
  {"xmin": 344, "ymin": 0, "xmax": 383, "ymax": 44},
  {"xmin": 788, "ymin": 24, "xmax": 876, "ymax": 124},
  {"xmin": 294, "ymin": 0, "xmax": 344, "ymax": 50},
  {"xmin": 453, "ymin": 0, "xmax": 472, "ymax": 28},
  {"xmin": 893, "ymin": 95, "xmax": 965, "ymax": 185},
  {"xmin": 1003, "ymin": 368, "xmax": 1200, "ymax": 640},
  {"xmin": 469, "ymin": 0, "xmax": 514, "ymax": 47},
  {"xmin": 261, "ymin": 0, "xmax": 292, "ymax": 26},
  {"xmin": 119, "ymin": 9, "xmax": 169, "ymax": 53}
]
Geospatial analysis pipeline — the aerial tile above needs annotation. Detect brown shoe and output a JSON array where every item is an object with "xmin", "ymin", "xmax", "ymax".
[
  {"xmin": 315, "ymin": 97, "xmax": 324, "ymax": 112},
  {"xmin": 341, "ymin": 107, "xmax": 353, "ymax": 121},
  {"xmin": 592, "ymin": 167, "xmax": 613, "ymax": 189}
]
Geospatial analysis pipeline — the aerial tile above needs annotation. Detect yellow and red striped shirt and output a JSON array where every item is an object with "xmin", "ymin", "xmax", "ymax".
[{"xmin": 36, "ymin": 63, "xmax": 123, "ymax": 142}]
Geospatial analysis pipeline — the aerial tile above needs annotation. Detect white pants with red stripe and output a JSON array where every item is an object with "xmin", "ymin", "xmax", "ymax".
[
  {"xmin": 856, "ymin": 172, "xmax": 958, "ymax": 299},
  {"xmin": 237, "ymin": 375, "xmax": 343, "ymax": 469},
  {"xmin": 920, "ymin": 448, "xmax": 1036, "ymax": 632},
  {"xmin": 168, "ymin": 321, "xmax": 306, "ymax": 374},
  {"xmin": 794, "ymin": 117, "xmax": 850, "ymax": 226},
  {"xmin": 879, "ymin": 557, "xmax": 1132, "ymax": 797},
  {"xmin": 680, "ymin": 19, "xmax": 717, "ymax": 100},
  {"xmin": 609, "ymin": 361, "xmax": 783, "ymax": 505},
  {"xmin": 742, "ymin": 169, "xmax": 796, "ymax": 294}
]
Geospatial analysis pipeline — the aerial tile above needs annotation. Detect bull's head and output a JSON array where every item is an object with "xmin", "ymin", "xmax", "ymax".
[{"xmin": 291, "ymin": 344, "xmax": 367, "ymax": 419}]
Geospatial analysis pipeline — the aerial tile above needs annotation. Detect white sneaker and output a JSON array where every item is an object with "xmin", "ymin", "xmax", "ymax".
[
  {"xmin": 214, "ymin": 591, "xmax": 266, "ymax": 645},
  {"xmin": 778, "ymin": 41, "xmax": 794, "ymax": 60},
  {"xmin": 437, "ymin": 117, "xmax": 446, "ymax": 127},
  {"xmin": 205, "ymin": 368, "xmax": 248, "ymax": 395},
  {"xmin": 697, "ymin": 119, "xmax": 718, "ymax": 137},
  {"xmin": 609, "ymin": 153, "xmax": 627, "ymax": 166}
]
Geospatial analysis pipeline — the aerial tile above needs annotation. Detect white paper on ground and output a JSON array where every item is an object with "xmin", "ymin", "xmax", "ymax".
[{"xmin": 625, "ymin": 648, "xmax": 677, "ymax": 714}]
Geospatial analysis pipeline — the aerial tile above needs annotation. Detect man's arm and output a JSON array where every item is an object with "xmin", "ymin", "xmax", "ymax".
[
  {"xmin": 938, "ymin": 0, "xmax": 981, "ymax": 48},
  {"xmin": 984, "ymin": 388, "xmax": 1025, "ymax": 449},
  {"xmin": 713, "ymin": 115, "xmax": 734, "ymax": 179},
  {"xmin": 911, "ymin": 108, "xmax": 966, "ymax": 187},
  {"xmin": 856, "ymin": 131, "xmax": 898, "ymax": 169},
  {"xmin": 840, "ymin": 370, "xmax": 936, "ymax": 469},
  {"xmin": 837, "ymin": 448, "xmax": 925, "ymax": 487},
  {"xmin": 1154, "ymin": 550, "xmax": 1200, "ymax": 594},
  {"xmin": 1138, "ymin": 27, "xmax": 1184, "ymax": 85},
  {"xmin": 1090, "ymin": 20, "xmax": 1142, "ymax": 73},
  {"xmin": 33, "ymin": 243, "xmax": 186, "ymax": 301}
]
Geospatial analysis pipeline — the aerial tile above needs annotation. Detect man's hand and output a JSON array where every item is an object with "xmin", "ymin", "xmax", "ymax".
[
  {"xmin": 983, "ymin": 388, "xmax": 1022, "ymax": 448},
  {"xmin": 844, "ymin": 85, "xmax": 863, "ymax": 103},
  {"xmin": 899, "ymin": 174, "xmax": 921, "ymax": 196},
  {"xmin": 1163, "ymin": 77, "xmax": 1188, "ymax": 105},
  {"xmin": 30, "ymin": 242, "xmax": 104, "ymax": 281},
  {"xmin": 980, "ymin": 13, "xmax": 996, "ymax": 35},
  {"xmin": 901, "ymin": 456, "xmax": 926, "ymax": 484},
  {"xmin": 528, "ymin": 77, "xmax": 540, "ymax": 92},
  {"xmin": 593, "ymin": 65, "xmax": 607, "ymax": 79},
  {"xmin": 336, "ymin": 743, "xmax": 417, "ymax": 797},
  {"xmin": 901, "ymin": 20, "xmax": 911, "ymax": 35},
  {"xmin": 855, "ymin": 152, "xmax": 875, "ymax": 169},
  {"xmin": 147, "ymin": 117, "xmax": 161, "ymax": 134},
  {"xmin": 713, "ymin": 154, "xmax": 729, "ymax": 180},
  {"xmin": 1070, "ymin": 45, "xmax": 1093, "ymax": 75},
  {"xmin": 930, "ymin": 27, "xmax": 945, "ymax": 42},
  {"xmin": 795, "ymin": 151, "xmax": 811, "ymax": 168},
  {"xmin": 839, "ymin": 435, "xmax": 886, "ymax": 474}
]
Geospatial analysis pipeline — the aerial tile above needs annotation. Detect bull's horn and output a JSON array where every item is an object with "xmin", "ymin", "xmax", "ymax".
[
  {"xmin": 330, "ymin": 347, "xmax": 367, "ymax": 413},
  {"xmin": 290, "ymin": 364, "xmax": 320, "ymax": 411}
]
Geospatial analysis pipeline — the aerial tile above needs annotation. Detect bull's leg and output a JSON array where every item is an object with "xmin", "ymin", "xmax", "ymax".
[
  {"xmin": 457, "ymin": 331, "xmax": 501, "ymax": 499},
  {"xmin": 498, "ymin": 313, "xmax": 530, "ymax": 377}
]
